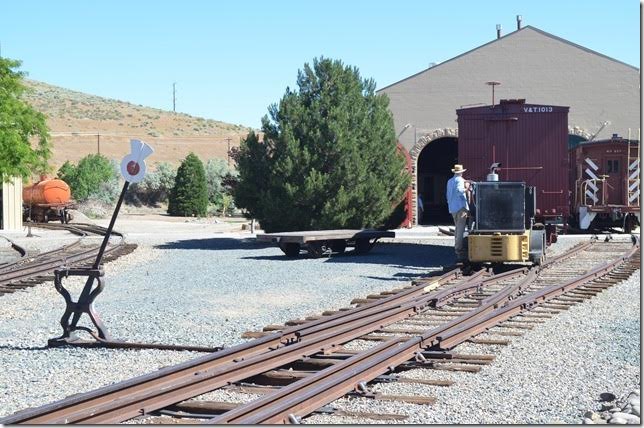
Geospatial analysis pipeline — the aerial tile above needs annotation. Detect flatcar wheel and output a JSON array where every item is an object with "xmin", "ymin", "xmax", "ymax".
[
  {"xmin": 279, "ymin": 243, "xmax": 300, "ymax": 257},
  {"xmin": 330, "ymin": 240, "xmax": 347, "ymax": 254},
  {"xmin": 354, "ymin": 238, "xmax": 372, "ymax": 255},
  {"xmin": 307, "ymin": 241, "xmax": 330, "ymax": 258}
]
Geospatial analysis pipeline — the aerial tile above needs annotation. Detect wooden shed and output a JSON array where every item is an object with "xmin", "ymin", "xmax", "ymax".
[{"xmin": 1, "ymin": 176, "xmax": 23, "ymax": 230}]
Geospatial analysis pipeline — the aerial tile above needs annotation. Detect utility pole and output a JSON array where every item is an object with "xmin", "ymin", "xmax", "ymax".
[
  {"xmin": 226, "ymin": 137, "xmax": 232, "ymax": 166},
  {"xmin": 97, "ymin": 131, "xmax": 101, "ymax": 155},
  {"xmin": 486, "ymin": 81, "xmax": 501, "ymax": 106},
  {"xmin": 172, "ymin": 82, "xmax": 176, "ymax": 113}
]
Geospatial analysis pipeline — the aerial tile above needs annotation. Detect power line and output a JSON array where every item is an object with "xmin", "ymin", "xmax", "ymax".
[
  {"xmin": 50, "ymin": 131, "xmax": 242, "ymax": 142},
  {"xmin": 172, "ymin": 82, "xmax": 176, "ymax": 113}
]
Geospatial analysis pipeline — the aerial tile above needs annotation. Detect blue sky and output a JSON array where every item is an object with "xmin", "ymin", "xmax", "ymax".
[{"xmin": 2, "ymin": 0, "xmax": 640, "ymax": 129}]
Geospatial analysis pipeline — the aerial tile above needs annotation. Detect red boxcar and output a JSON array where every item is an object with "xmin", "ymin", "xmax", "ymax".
[
  {"xmin": 457, "ymin": 99, "xmax": 570, "ymax": 223},
  {"xmin": 569, "ymin": 135, "xmax": 640, "ymax": 232}
]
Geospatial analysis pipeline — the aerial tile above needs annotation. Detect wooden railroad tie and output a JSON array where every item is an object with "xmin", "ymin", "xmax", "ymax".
[
  {"xmin": 500, "ymin": 321, "xmax": 534, "ymax": 330},
  {"xmin": 330, "ymin": 410, "xmax": 407, "ymax": 421},
  {"xmin": 349, "ymin": 391, "xmax": 436, "ymax": 406},
  {"xmin": 518, "ymin": 313, "xmax": 553, "ymax": 319},
  {"xmin": 539, "ymin": 303, "xmax": 572, "ymax": 310},
  {"xmin": 241, "ymin": 331, "xmax": 272, "ymax": 339},
  {"xmin": 360, "ymin": 334, "xmax": 412, "ymax": 342},
  {"xmin": 508, "ymin": 318, "xmax": 545, "ymax": 324},
  {"xmin": 487, "ymin": 330, "xmax": 524, "ymax": 337},
  {"xmin": 467, "ymin": 337, "xmax": 511, "ymax": 345},
  {"xmin": 552, "ymin": 296, "xmax": 586, "ymax": 303},
  {"xmin": 372, "ymin": 393, "xmax": 436, "ymax": 405}
]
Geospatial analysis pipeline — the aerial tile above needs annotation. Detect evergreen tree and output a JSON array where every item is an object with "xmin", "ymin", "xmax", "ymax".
[
  {"xmin": 0, "ymin": 57, "xmax": 51, "ymax": 179},
  {"xmin": 168, "ymin": 152, "xmax": 208, "ymax": 216},
  {"xmin": 234, "ymin": 57, "xmax": 410, "ymax": 232}
]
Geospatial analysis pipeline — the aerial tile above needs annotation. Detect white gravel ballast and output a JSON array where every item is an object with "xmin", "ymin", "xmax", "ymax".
[
  {"xmin": 0, "ymin": 232, "xmax": 639, "ymax": 424},
  {"xmin": 0, "ymin": 234, "xmax": 453, "ymax": 418}
]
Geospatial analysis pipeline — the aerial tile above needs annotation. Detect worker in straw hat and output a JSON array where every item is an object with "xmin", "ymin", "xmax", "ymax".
[{"xmin": 446, "ymin": 164, "xmax": 471, "ymax": 263}]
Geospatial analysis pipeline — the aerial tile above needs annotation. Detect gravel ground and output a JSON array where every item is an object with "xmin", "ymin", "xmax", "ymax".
[
  {"xmin": 0, "ymin": 224, "xmax": 638, "ymax": 423},
  {"xmin": 0, "ymin": 226, "xmax": 453, "ymax": 418}
]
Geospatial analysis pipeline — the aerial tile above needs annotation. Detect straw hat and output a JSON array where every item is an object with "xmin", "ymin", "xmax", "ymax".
[{"xmin": 451, "ymin": 164, "xmax": 467, "ymax": 173}]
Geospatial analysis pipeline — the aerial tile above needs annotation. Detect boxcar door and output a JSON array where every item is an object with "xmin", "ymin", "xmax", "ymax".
[{"xmin": 605, "ymin": 157, "xmax": 623, "ymax": 205}]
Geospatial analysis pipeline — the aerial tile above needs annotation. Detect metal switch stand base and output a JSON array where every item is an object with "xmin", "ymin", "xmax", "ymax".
[{"xmin": 48, "ymin": 267, "xmax": 112, "ymax": 347}]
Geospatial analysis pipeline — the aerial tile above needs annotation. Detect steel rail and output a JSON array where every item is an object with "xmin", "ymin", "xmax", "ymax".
[
  {"xmin": 0, "ymin": 223, "xmax": 126, "ymax": 286},
  {"xmin": 28, "ymin": 222, "xmax": 121, "ymax": 238},
  {"xmin": 0, "ymin": 239, "xmax": 83, "ymax": 275},
  {"xmin": 0, "ymin": 234, "xmax": 28, "ymax": 269},
  {"xmin": 1, "ymin": 242, "xmax": 605, "ymax": 424},
  {"xmin": 0, "ymin": 268, "xmax": 479, "ymax": 424},
  {"xmin": 0, "ymin": 243, "xmax": 124, "ymax": 286},
  {"xmin": 211, "ymin": 242, "xmax": 638, "ymax": 424},
  {"xmin": 11, "ymin": 273, "xmax": 472, "ymax": 424},
  {"xmin": 210, "ymin": 265, "xmax": 544, "ymax": 424},
  {"xmin": 435, "ymin": 243, "xmax": 640, "ymax": 349},
  {"xmin": 429, "ymin": 241, "xmax": 592, "ymax": 308}
]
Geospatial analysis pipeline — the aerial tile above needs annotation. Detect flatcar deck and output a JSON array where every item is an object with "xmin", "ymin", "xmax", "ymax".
[{"xmin": 256, "ymin": 229, "xmax": 395, "ymax": 258}]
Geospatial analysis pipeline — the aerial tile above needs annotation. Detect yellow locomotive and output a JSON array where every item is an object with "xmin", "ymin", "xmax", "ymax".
[{"xmin": 466, "ymin": 173, "xmax": 546, "ymax": 266}]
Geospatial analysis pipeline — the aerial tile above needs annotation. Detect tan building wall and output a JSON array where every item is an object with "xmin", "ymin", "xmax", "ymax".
[{"xmin": 1, "ymin": 176, "xmax": 23, "ymax": 231}]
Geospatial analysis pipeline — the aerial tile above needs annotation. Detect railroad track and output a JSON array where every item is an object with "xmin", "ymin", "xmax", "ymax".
[
  {"xmin": 0, "ymin": 239, "xmax": 638, "ymax": 424},
  {"xmin": 0, "ymin": 223, "xmax": 136, "ymax": 297}
]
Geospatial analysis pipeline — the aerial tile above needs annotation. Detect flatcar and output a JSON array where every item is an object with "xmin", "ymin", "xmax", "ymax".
[
  {"xmin": 569, "ymin": 135, "xmax": 640, "ymax": 233},
  {"xmin": 22, "ymin": 177, "xmax": 75, "ymax": 223}
]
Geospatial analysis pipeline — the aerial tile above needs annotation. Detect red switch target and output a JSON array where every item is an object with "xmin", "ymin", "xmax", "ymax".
[{"xmin": 127, "ymin": 161, "xmax": 140, "ymax": 175}]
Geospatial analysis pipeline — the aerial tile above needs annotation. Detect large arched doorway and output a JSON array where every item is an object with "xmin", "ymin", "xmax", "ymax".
[{"xmin": 416, "ymin": 137, "xmax": 458, "ymax": 225}]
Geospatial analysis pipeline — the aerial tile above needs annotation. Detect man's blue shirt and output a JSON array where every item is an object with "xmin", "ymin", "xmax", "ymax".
[{"xmin": 446, "ymin": 175, "xmax": 469, "ymax": 214}]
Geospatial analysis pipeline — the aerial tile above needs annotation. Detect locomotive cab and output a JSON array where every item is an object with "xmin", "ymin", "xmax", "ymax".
[{"xmin": 467, "ymin": 179, "xmax": 546, "ymax": 265}]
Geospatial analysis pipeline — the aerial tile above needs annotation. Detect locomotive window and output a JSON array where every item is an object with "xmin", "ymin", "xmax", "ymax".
[{"xmin": 607, "ymin": 160, "xmax": 619, "ymax": 173}]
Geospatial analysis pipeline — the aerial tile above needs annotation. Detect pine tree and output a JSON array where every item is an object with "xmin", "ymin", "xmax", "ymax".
[
  {"xmin": 168, "ymin": 152, "xmax": 208, "ymax": 216},
  {"xmin": 234, "ymin": 57, "xmax": 410, "ymax": 232}
]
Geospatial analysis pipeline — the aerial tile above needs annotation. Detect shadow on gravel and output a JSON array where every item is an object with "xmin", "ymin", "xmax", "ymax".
[
  {"xmin": 243, "ymin": 243, "xmax": 454, "ymax": 270},
  {"xmin": 154, "ymin": 237, "xmax": 274, "ymax": 251}
]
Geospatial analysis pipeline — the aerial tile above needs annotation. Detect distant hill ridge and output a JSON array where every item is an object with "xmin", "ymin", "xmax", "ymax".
[{"xmin": 21, "ymin": 79, "xmax": 253, "ymax": 168}]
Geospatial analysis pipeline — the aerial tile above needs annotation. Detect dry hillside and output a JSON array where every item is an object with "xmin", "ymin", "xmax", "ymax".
[{"xmin": 22, "ymin": 79, "xmax": 254, "ymax": 170}]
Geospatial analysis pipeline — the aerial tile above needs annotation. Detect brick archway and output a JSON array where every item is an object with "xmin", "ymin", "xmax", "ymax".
[{"xmin": 409, "ymin": 128, "xmax": 458, "ymax": 225}]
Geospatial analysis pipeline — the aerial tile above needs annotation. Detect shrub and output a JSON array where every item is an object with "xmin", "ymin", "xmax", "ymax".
[
  {"xmin": 58, "ymin": 154, "xmax": 119, "ymax": 203},
  {"xmin": 167, "ymin": 153, "xmax": 208, "ymax": 216},
  {"xmin": 125, "ymin": 162, "xmax": 176, "ymax": 206},
  {"xmin": 234, "ymin": 57, "xmax": 411, "ymax": 232},
  {"xmin": 204, "ymin": 159, "xmax": 237, "ymax": 200}
]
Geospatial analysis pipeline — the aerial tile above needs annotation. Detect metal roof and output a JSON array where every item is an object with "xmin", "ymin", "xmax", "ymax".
[{"xmin": 377, "ymin": 25, "xmax": 639, "ymax": 93}]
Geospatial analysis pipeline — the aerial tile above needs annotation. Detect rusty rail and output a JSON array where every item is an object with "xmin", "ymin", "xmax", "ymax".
[
  {"xmin": 210, "ymin": 241, "xmax": 639, "ymax": 424},
  {"xmin": 1, "ymin": 240, "xmax": 630, "ymax": 425},
  {"xmin": 0, "ymin": 223, "xmax": 128, "ymax": 290},
  {"xmin": 0, "ymin": 268, "xmax": 481, "ymax": 424},
  {"xmin": 0, "ymin": 234, "xmax": 28, "ymax": 269}
]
